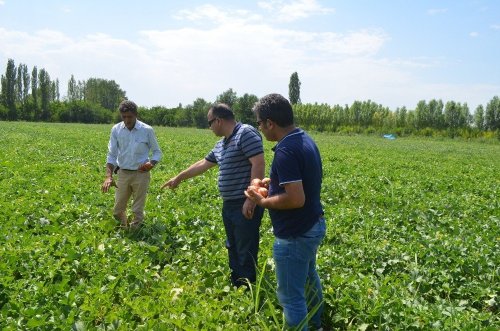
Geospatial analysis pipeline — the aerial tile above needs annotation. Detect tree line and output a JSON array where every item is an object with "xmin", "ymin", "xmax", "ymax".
[{"xmin": 1, "ymin": 59, "xmax": 499, "ymax": 139}]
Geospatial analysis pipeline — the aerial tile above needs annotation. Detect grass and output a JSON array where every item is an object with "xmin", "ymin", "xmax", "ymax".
[{"xmin": 0, "ymin": 121, "xmax": 498, "ymax": 330}]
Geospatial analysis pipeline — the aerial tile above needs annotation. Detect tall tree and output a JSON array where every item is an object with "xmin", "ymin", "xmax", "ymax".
[
  {"xmin": 39, "ymin": 68, "xmax": 51, "ymax": 121},
  {"xmin": 428, "ymin": 99, "xmax": 444, "ymax": 129},
  {"xmin": 396, "ymin": 106, "xmax": 407, "ymax": 127},
  {"xmin": 474, "ymin": 105, "xmax": 485, "ymax": 131},
  {"xmin": 235, "ymin": 93, "xmax": 259, "ymax": 124},
  {"xmin": 17, "ymin": 63, "xmax": 31, "ymax": 120},
  {"xmin": 31, "ymin": 66, "xmax": 39, "ymax": 120},
  {"xmin": 52, "ymin": 79, "xmax": 60, "ymax": 101},
  {"xmin": 444, "ymin": 101, "xmax": 462, "ymax": 136},
  {"xmin": 415, "ymin": 100, "xmax": 429, "ymax": 129},
  {"xmin": 0, "ymin": 75, "xmax": 6, "ymax": 107},
  {"xmin": 485, "ymin": 96, "xmax": 500, "ymax": 131},
  {"xmin": 186, "ymin": 98, "xmax": 211, "ymax": 128},
  {"xmin": 288, "ymin": 72, "xmax": 301, "ymax": 105},
  {"xmin": 16, "ymin": 65, "xmax": 23, "ymax": 103},
  {"xmin": 67, "ymin": 75, "xmax": 78, "ymax": 101},
  {"xmin": 4, "ymin": 59, "xmax": 17, "ymax": 120},
  {"xmin": 458, "ymin": 103, "xmax": 471, "ymax": 129},
  {"xmin": 216, "ymin": 88, "xmax": 238, "ymax": 108},
  {"xmin": 83, "ymin": 78, "xmax": 126, "ymax": 111}
]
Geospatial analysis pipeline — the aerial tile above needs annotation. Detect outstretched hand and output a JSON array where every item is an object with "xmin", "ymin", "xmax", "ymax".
[{"xmin": 161, "ymin": 177, "xmax": 181, "ymax": 190}]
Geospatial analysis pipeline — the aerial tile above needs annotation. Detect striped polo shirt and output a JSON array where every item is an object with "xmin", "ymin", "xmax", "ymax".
[{"xmin": 205, "ymin": 123, "xmax": 264, "ymax": 201}]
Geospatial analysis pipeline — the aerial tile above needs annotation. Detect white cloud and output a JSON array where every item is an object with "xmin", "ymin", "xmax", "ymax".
[
  {"xmin": 0, "ymin": 18, "xmax": 451, "ymax": 110},
  {"xmin": 0, "ymin": 3, "xmax": 496, "ymax": 111},
  {"xmin": 174, "ymin": 4, "xmax": 261, "ymax": 25},
  {"xmin": 427, "ymin": 8, "xmax": 447, "ymax": 16},
  {"xmin": 258, "ymin": 0, "xmax": 334, "ymax": 22},
  {"xmin": 0, "ymin": 1, "xmax": 5, "ymax": 6},
  {"xmin": 469, "ymin": 31, "xmax": 479, "ymax": 37},
  {"xmin": 491, "ymin": 24, "xmax": 500, "ymax": 30}
]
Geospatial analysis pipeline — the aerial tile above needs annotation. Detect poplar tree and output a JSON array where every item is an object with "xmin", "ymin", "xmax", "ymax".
[
  {"xmin": 31, "ymin": 66, "xmax": 39, "ymax": 120},
  {"xmin": 67, "ymin": 75, "xmax": 77, "ymax": 101},
  {"xmin": 474, "ymin": 105, "xmax": 485, "ymax": 131},
  {"xmin": 39, "ymin": 68, "xmax": 51, "ymax": 121},
  {"xmin": 288, "ymin": 72, "xmax": 301, "ymax": 105},
  {"xmin": 4, "ymin": 59, "xmax": 17, "ymax": 120},
  {"xmin": 485, "ymin": 96, "xmax": 500, "ymax": 131}
]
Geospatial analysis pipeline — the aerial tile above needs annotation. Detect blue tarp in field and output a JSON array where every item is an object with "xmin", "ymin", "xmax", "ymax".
[{"xmin": 383, "ymin": 134, "xmax": 396, "ymax": 140}]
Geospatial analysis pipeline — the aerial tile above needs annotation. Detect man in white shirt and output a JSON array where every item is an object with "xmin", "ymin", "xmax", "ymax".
[{"xmin": 101, "ymin": 100, "xmax": 162, "ymax": 229}]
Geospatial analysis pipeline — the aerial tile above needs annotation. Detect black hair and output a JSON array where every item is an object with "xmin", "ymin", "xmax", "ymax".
[
  {"xmin": 253, "ymin": 93, "xmax": 293, "ymax": 127},
  {"xmin": 119, "ymin": 100, "xmax": 138, "ymax": 114},
  {"xmin": 210, "ymin": 103, "xmax": 235, "ymax": 120}
]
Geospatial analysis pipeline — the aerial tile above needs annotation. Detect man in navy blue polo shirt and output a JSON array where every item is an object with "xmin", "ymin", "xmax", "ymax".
[
  {"xmin": 245, "ymin": 93, "xmax": 326, "ymax": 330},
  {"xmin": 162, "ymin": 103, "xmax": 265, "ymax": 287}
]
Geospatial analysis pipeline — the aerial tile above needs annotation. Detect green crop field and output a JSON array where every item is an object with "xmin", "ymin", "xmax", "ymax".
[{"xmin": 0, "ymin": 121, "xmax": 499, "ymax": 330}]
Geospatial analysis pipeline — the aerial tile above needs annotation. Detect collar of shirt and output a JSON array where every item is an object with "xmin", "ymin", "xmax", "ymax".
[
  {"xmin": 223, "ymin": 122, "xmax": 242, "ymax": 146},
  {"xmin": 119, "ymin": 120, "xmax": 143, "ymax": 131},
  {"xmin": 272, "ymin": 128, "xmax": 303, "ymax": 152}
]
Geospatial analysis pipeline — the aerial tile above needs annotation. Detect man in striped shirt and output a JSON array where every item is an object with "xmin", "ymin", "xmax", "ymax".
[{"xmin": 162, "ymin": 104, "xmax": 265, "ymax": 287}]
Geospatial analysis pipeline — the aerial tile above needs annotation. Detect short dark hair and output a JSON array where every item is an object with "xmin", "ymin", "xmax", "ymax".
[
  {"xmin": 253, "ymin": 93, "xmax": 293, "ymax": 127},
  {"xmin": 210, "ymin": 103, "xmax": 235, "ymax": 120},
  {"xmin": 119, "ymin": 100, "xmax": 138, "ymax": 114}
]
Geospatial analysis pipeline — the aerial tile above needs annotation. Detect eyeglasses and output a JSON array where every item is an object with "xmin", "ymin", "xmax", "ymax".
[{"xmin": 208, "ymin": 118, "xmax": 218, "ymax": 127}]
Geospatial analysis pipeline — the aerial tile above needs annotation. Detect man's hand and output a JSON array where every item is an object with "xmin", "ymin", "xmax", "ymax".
[
  {"xmin": 244, "ymin": 186, "xmax": 264, "ymax": 205},
  {"xmin": 138, "ymin": 161, "xmax": 154, "ymax": 172},
  {"xmin": 101, "ymin": 177, "xmax": 117, "ymax": 193},
  {"xmin": 162, "ymin": 177, "xmax": 181, "ymax": 189},
  {"xmin": 242, "ymin": 198, "xmax": 257, "ymax": 220}
]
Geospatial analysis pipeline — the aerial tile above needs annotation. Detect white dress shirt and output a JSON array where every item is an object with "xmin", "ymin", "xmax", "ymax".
[{"xmin": 106, "ymin": 120, "xmax": 162, "ymax": 170}]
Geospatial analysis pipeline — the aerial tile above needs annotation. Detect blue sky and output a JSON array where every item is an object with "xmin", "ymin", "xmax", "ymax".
[{"xmin": 1, "ymin": 0, "xmax": 499, "ymax": 110}]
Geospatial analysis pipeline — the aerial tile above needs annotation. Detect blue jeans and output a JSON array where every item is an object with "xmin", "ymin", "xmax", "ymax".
[
  {"xmin": 273, "ymin": 218, "xmax": 326, "ymax": 330},
  {"xmin": 222, "ymin": 198, "xmax": 263, "ymax": 287}
]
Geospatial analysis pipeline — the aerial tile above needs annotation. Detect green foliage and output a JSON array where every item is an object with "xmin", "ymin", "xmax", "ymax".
[
  {"xmin": 186, "ymin": 98, "xmax": 212, "ymax": 128},
  {"xmin": 234, "ymin": 93, "xmax": 258, "ymax": 125},
  {"xmin": 56, "ymin": 100, "xmax": 114, "ymax": 124},
  {"xmin": 83, "ymin": 78, "xmax": 126, "ymax": 111},
  {"xmin": 485, "ymin": 96, "xmax": 500, "ymax": 131},
  {"xmin": 38, "ymin": 68, "xmax": 52, "ymax": 121},
  {"xmin": 0, "ymin": 104, "xmax": 7, "ymax": 120},
  {"xmin": 0, "ymin": 122, "xmax": 498, "ymax": 329},
  {"xmin": 1, "ymin": 58, "xmax": 500, "ymax": 141},
  {"xmin": 216, "ymin": 88, "xmax": 238, "ymax": 108},
  {"xmin": 3, "ymin": 59, "xmax": 17, "ymax": 120},
  {"xmin": 288, "ymin": 72, "xmax": 301, "ymax": 105}
]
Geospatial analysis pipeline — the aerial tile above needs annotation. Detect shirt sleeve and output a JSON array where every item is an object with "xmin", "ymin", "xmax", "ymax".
[
  {"xmin": 148, "ymin": 128, "xmax": 162, "ymax": 162},
  {"xmin": 240, "ymin": 126, "xmax": 264, "ymax": 159},
  {"xmin": 106, "ymin": 126, "xmax": 118, "ymax": 166},
  {"xmin": 274, "ymin": 147, "xmax": 302, "ymax": 185},
  {"xmin": 205, "ymin": 149, "xmax": 217, "ymax": 163}
]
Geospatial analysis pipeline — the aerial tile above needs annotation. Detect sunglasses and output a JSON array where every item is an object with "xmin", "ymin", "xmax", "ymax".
[{"xmin": 208, "ymin": 118, "xmax": 218, "ymax": 127}]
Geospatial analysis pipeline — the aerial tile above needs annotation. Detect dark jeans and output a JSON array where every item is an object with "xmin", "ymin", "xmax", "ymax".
[{"xmin": 222, "ymin": 198, "xmax": 263, "ymax": 287}]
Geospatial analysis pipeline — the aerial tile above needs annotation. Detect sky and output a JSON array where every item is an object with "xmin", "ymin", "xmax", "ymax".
[{"xmin": 1, "ymin": 0, "xmax": 499, "ymax": 111}]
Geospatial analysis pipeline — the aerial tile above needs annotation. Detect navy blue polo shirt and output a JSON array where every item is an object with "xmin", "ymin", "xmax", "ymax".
[{"xmin": 268, "ymin": 128, "xmax": 324, "ymax": 238}]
